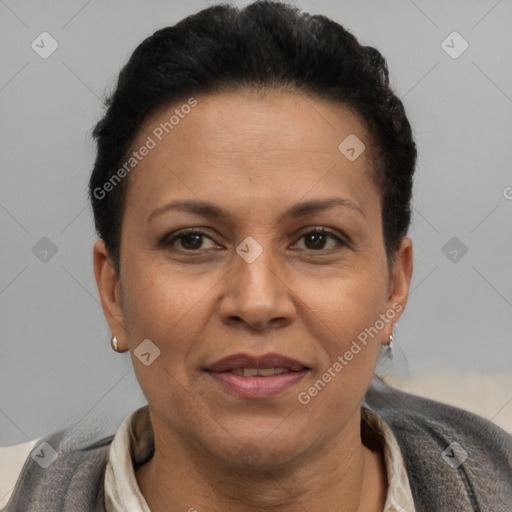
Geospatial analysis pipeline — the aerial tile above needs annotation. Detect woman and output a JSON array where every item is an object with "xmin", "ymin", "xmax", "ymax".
[{"xmin": 4, "ymin": 1, "xmax": 511, "ymax": 511}]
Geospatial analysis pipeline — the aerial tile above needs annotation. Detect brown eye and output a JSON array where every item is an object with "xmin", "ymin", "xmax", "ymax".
[
  {"xmin": 178, "ymin": 233, "xmax": 204, "ymax": 250},
  {"xmin": 295, "ymin": 228, "xmax": 346, "ymax": 251},
  {"xmin": 161, "ymin": 229, "xmax": 217, "ymax": 251}
]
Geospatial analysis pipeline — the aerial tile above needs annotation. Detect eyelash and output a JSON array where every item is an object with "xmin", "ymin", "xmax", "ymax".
[{"xmin": 160, "ymin": 227, "xmax": 347, "ymax": 253}]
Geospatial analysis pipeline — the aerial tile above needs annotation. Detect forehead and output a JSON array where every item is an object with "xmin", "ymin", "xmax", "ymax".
[
  {"xmin": 135, "ymin": 90, "xmax": 370, "ymax": 156},
  {"xmin": 124, "ymin": 90, "xmax": 379, "ymax": 221}
]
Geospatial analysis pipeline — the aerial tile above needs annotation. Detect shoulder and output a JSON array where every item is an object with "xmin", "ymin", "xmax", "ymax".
[
  {"xmin": 2, "ymin": 428, "xmax": 114, "ymax": 511},
  {"xmin": 0, "ymin": 439, "xmax": 40, "ymax": 510},
  {"xmin": 382, "ymin": 370, "xmax": 512, "ymax": 434},
  {"xmin": 365, "ymin": 376, "xmax": 512, "ymax": 454},
  {"xmin": 365, "ymin": 377, "xmax": 512, "ymax": 510}
]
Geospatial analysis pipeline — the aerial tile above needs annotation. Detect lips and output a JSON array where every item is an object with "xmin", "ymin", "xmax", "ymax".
[
  {"xmin": 204, "ymin": 353, "xmax": 311, "ymax": 399},
  {"xmin": 204, "ymin": 353, "xmax": 310, "ymax": 373}
]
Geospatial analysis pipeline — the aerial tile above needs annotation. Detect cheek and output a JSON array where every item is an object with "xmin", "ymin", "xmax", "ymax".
[
  {"xmin": 121, "ymin": 260, "xmax": 216, "ymax": 356},
  {"xmin": 294, "ymin": 278, "xmax": 385, "ymax": 425},
  {"xmin": 304, "ymin": 271, "xmax": 387, "ymax": 347},
  {"xmin": 121, "ymin": 263, "xmax": 209, "ymax": 409}
]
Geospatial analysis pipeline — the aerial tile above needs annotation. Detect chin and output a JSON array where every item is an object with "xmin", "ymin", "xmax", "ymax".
[{"xmin": 207, "ymin": 427, "xmax": 312, "ymax": 469}]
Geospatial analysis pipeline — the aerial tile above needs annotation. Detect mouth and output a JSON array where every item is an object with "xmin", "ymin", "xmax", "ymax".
[{"xmin": 204, "ymin": 353, "xmax": 312, "ymax": 399}]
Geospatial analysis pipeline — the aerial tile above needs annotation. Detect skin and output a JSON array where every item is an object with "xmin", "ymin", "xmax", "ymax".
[{"xmin": 93, "ymin": 90, "xmax": 413, "ymax": 512}]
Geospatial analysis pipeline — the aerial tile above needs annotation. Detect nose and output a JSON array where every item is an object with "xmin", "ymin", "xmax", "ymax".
[{"xmin": 218, "ymin": 241, "xmax": 296, "ymax": 331}]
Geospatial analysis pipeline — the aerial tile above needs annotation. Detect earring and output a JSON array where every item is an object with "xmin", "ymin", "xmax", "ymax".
[
  {"xmin": 111, "ymin": 336, "xmax": 119, "ymax": 353},
  {"xmin": 385, "ymin": 333, "xmax": 394, "ymax": 360}
]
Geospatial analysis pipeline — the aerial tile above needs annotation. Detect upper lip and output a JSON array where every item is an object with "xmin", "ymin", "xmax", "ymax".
[{"xmin": 204, "ymin": 353, "xmax": 311, "ymax": 373}]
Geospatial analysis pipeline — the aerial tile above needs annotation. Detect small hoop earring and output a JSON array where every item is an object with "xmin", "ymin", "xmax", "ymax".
[
  {"xmin": 386, "ymin": 333, "xmax": 394, "ymax": 359},
  {"xmin": 111, "ymin": 336, "xmax": 119, "ymax": 353}
]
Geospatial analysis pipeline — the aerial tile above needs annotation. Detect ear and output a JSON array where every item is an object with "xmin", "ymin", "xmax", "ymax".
[
  {"xmin": 93, "ymin": 239, "xmax": 128, "ymax": 352},
  {"xmin": 384, "ymin": 236, "xmax": 413, "ymax": 338}
]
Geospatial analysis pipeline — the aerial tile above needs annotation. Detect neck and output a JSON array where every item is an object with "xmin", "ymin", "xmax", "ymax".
[{"xmin": 135, "ymin": 410, "xmax": 387, "ymax": 512}]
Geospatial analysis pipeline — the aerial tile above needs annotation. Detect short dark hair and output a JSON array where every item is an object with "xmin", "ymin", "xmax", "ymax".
[{"xmin": 89, "ymin": 0, "xmax": 416, "ymax": 275}]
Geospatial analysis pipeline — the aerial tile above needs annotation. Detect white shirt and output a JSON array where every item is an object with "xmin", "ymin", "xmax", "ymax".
[{"xmin": 104, "ymin": 405, "xmax": 416, "ymax": 512}]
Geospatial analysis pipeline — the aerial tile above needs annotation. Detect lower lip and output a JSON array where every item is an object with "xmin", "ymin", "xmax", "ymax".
[{"xmin": 206, "ymin": 370, "xmax": 309, "ymax": 399}]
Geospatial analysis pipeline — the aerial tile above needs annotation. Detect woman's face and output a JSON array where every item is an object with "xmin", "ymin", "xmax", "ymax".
[{"xmin": 94, "ymin": 90, "xmax": 412, "ymax": 466}]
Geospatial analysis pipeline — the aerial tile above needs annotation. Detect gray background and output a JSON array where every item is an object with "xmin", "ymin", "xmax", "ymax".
[{"xmin": 1, "ymin": 0, "xmax": 511, "ymax": 446}]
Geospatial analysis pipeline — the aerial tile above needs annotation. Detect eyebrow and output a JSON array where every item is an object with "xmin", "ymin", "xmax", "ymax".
[{"xmin": 147, "ymin": 197, "xmax": 366, "ymax": 224}]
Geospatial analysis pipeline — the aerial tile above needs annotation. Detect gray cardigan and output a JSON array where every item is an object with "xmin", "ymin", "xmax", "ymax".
[{"xmin": 5, "ymin": 378, "xmax": 512, "ymax": 511}]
